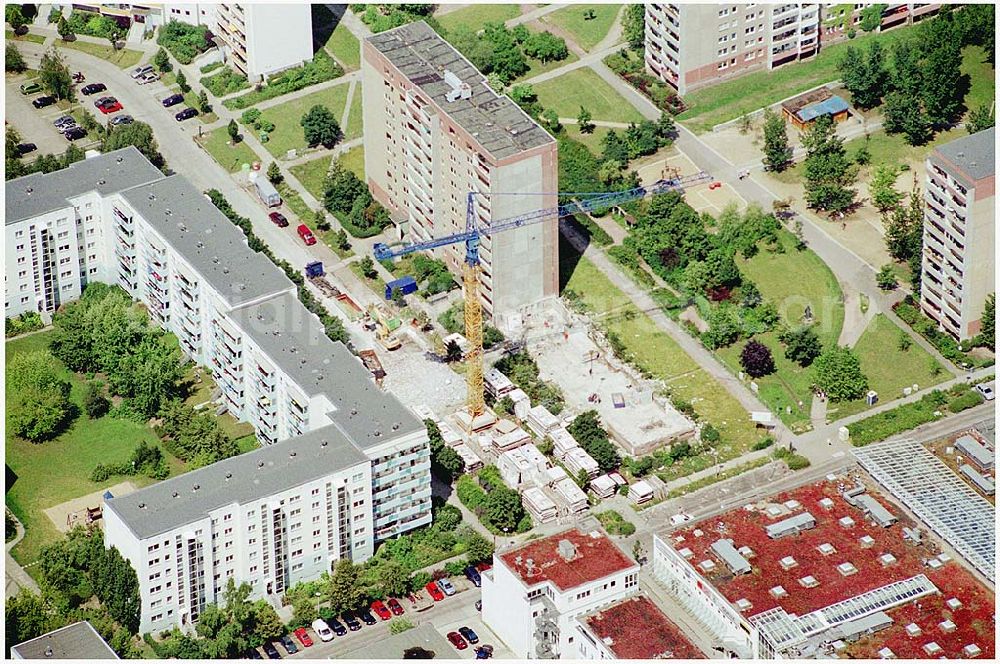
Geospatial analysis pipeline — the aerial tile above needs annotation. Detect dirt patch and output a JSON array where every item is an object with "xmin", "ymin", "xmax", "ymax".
[{"xmin": 43, "ymin": 481, "xmax": 138, "ymax": 534}]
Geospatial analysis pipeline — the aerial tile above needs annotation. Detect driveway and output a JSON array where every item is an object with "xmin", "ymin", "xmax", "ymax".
[{"xmin": 6, "ymin": 75, "xmax": 79, "ymax": 155}]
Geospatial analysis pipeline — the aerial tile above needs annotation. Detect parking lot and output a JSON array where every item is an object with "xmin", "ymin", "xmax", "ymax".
[{"xmin": 5, "ymin": 74, "xmax": 89, "ymax": 155}]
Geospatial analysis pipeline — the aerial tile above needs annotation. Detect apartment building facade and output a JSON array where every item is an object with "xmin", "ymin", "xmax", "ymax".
[
  {"xmin": 362, "ymin": 21, "xmax": 559, "ymax": 322},
  {"xmin": 920, "ymin": 128, "xmax": 995, "ymax": 341},
  {"xmin": 5, "ymin": 149, "xmax": 433, "ymax": 634},
  {"xmin": 481, "ymin": 529, "xmax": 640, "ymax": 659},
  {"xmin": 214, "ymin": 3, "xmax": 313, "ymax": 83}
]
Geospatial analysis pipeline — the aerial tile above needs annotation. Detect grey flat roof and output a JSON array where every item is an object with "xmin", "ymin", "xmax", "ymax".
[
  {"xmin": 367, "ymin": 21, "xmax": 554, "ymax": 160},
  {"xmin": 121, "ymin": 176, "xmax": 293, "ymax": 308},
  {"xmin": 5, "ymin": 147, "xmax": 164, "ymax": 225},
  {"xmin": 832, "ymin": 611, "xmax": 892, "ymax": 640},
  {"xmin": 855, "ymin": 494, "xmax": 897, "ymax": 527},
  {"xmin": 105, "ymin": 422, "xmax": 369, "ymax": 540},
  {"xmin": 710, "ymin": 538, "xmax": 751, "ymax": 574},
  {"xmin": 230, "ymin": 292, "xmax": 423, "ymax": 449},
  {"xmin": 934, "ymin": 127, "xmax": 995, "ymax": 182},
  {"xmin": 955, "ymin": 434, "xmax": 994, "ymax": 467},
  {"xmin": 765, "ymin": 512, "xmax": 816, "ymax": 538},
  {"xmin": 959, "ymin": 464, "xmax": 995, "ymax": 495},
  {"xmin": 10, "ymin": 621, "xmax": 118, "ymax": 659}
]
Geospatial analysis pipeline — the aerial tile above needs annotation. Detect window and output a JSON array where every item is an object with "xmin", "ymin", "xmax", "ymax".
[
  {"xmin": 625, "ymin": 573, "xmax": 638, "ymax": 589},
  {"xmin": 16, "ymin": 244, "xmax": 24, "ymax": 252},
  {"xmin": 15, "ymin": 230, "xmax": 23, "ymax": 238}
]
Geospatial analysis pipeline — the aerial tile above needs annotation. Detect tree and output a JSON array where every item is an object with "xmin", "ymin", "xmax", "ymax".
[
  {"xmin": 5, "ymin": 592, "xmax": 52, "ymax": 655},
  {"xmin": 198, "ymin": 89, "xmax": 211, "ymax": 113},
  {"xmin": 522, "ymin": 31, "xmax": 568, "ymax": 62},
  {"xmin": 813, "ymin": 346, "xmax": 868, "ymax": 402},
  {"xmin": 39, "ymin": 48, "xmax": 74, "ymax": 101},
  {"xmin": 152, "ymin": 47, "xmax": 171, "ymax": 73},
  {"xmin": 702, "ymin": 305, "xmax": 741, "ymax": 349},
  {"xmin": 6, "ymin": 350, "xmax": 73, "ymax": 442},
  {"xmin": 882, "ymin": 91, "xmax": 932, "ymax": 146},
  {"xmin": 485, "ymin": 486, "xmax": 523, "ymax": 532},
  {"xmin": 567, "ymin": 410, "xmax": 620, "ymax": 473},
  {"xmin": 622, "ymin": 3, "xmax": 646, "ymax": 50},
  {"xmin": 884, "ymin": 185, "xmax": 923, "ymax": 262},
  {"xmin": 801, "ymin": 115, "xmax": 857, "ymax": 212},
  {"xmin": 869, "ymin": 163, "xmax": 902, "ymax": 212},
  {"xmin": 921, "ymin": 39, "xmax": 962, "ymax": 126},
  {"xmin": 91, "ymin": 545, "xmax": 141, "ymax": 634},
  {"xmin": 378, "ymin": 561, "xmax": 411, "ymax": 598},
  {"xmin": 175, "ymin": 68, "xmax": 189, "ymax": 93},
  {"xmin": 359, "ymin": 256, "xmax": 376, "ymax": 279},
  {"xmin": 56, "ymin": 15, "xmax": 72, "ymax": 40},
  {"xmin": 314, "ymin": 207, "xmax": 330, "ymax": 231},
  {"xmin": 102, "ymin": 121, "xmax": 166, "ymax": 170},
  {"xmin": 83, "ymin": 381, "xmax": 110, "ymax": 418},
  {"xmin": 291, "ymin": 598, "xmax": 317, "ymax": 628},
  {"xmin": 482, "ymin": 22, "xmax": 528, "ymax": 83},
  {"xmin": 740, "ymin": 340, "xmax": 776, "ymax": 378},
  {"xmin": 328, "ymin": 559, "xmax": 365, "ymax": 616},
  {"xmin": 227, "ymin": 119, "xmax": 240, "ymax": 143},
  {"xmin": 464, "ymin": 532, "xmax": 495, "ymax": 563},
  {"xmin": 577, "ymin": 106, "xmax": 594, "ymax": 134},
  {"xmin": 859, "ymin": 4, "xmax": 886, "ymax": 32},
  {"xmin": 6, "ymin": 42, "xmax": 26, "ymax": 73},
  {"xmin": 966, "ymin": 104, "xmax": 995, "ymax": 135},
  {"xmin": 301, "ymin": 105, "xmax": 343, "ymax": 148},
  {"xmin": 250, "ymin": 602, "xmax": 285, "ymax": 646},
  {"xmin": 495, "ymin": 395, "xmax": 514, "ymax": 415},
  {"xmin": 780, "ymin": 326, "xmax": 822, "ymax": 367},
  {"xmin": 876, "ymin": 264, "xmax": 898, "ymax": 290},
  {"xmin": 980, "ymin": 294, "xmax": 995, "ymax": 348},
  {"xmin": 432, "ymin": 444, "xmax": 464, "ymax": 483},
  {"xmin": 839, "ymin": 45, "xmax": 886, "ymax": 110},
  {"xmin": 323, "ymin": 160, "xmax": 367, "ymax": 215},
  {"xmin": 891, "ymin": 39, "xmax": 922, "ymax": 98},
  {"xmin": 266, "ymin": 161, "xmax": 282, "ymax": 185},
  {"xmin": 6, "ymin": 5, "xmax": 27, "ymax": 33},
  {"xmin": 761, "ymin": 108, "xmax": 792, "ymax": 172},
  {"xmin": 444, "ymin": 339, "xmax": 462, "ymax": 362}
]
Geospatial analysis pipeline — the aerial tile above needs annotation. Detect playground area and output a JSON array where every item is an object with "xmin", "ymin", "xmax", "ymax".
[
  {"xmin": 634, "ymin": 150, "xmax": 745, "ymax": 217},
  {"xmin": 43, "ymin": 481, "xmax": 137, "ymax": 534}
]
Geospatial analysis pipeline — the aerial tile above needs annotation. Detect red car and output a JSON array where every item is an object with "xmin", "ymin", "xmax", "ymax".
[
  {"xmin": 293, "ymin": 627, "xmax": 313, "ymax": 648},
  {"xmin": 447, "ymin": 632, "xmax": 468, "ymax": 650},
  {"xmin": 95, "ymin": 97, "xmax": 123, "ymax": 114},
  {"xmin": 372, "ymin": 599, "xmax": 392, "ymax": 621},
  {"xmin": 268, "ymin": 211, "xmax": 289, "ymax": 227},
  {"xmin": 425, "ymin": 581, "xmax": 445, "ymax": 602},
  {"xmin": 387, "ymin": 597, "xmax": 405, "ymax": 615},
  {"xmin": 297, "ymin": 223, "xmax": 316, "ymax": 246}
]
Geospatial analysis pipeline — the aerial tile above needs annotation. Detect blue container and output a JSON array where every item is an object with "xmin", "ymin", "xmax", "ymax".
[
  {"xmin": 385, "ymin": 275, "xmax": 417, "ymax": 300},
  {"xmin": 305, "ymin": 261, "xmax": 324, "ymax": 278}
]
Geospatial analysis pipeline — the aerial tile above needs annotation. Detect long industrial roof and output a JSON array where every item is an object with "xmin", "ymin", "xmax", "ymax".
[
  {"xmin": 367, "ymin": 21, "xmax": 553, "ymax": 160},
  {"xmin": 933, "ymin": 127, "xmax": 995, "ymax": 182},
  {"xmin": 5, "ymin": 147, "xmax": 164, "ymax": 225}
]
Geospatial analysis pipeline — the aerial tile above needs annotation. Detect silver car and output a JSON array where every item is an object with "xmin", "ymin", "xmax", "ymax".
[
  {"xmin": 437, "ymin": 578, "xmax": 456, "ymax": 596},
  {"xmin": 975, "ymin": 382, "xmax": 995, "ymax": 401},
  {"xmin": 131, "ymin": 64, "xmax": 154, "ymax": 80}
]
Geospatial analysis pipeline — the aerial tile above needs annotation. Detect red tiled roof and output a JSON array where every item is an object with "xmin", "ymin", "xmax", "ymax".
[
  {"xmin": 499, "ymin": 529, "xmax": 636, "ymax": 591},
  {"xmin": 583, "ymin": 595, "xmax": 704, "ymax": 660}
]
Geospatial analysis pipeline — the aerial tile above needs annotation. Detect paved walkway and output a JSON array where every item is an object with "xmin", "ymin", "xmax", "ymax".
[{"xmin": 5, "ymin": 513, "xmax": 40, "ymax": 597}]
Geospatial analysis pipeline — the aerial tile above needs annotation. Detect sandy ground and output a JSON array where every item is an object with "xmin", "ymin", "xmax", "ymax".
[
  {"xmin": 43, "ymin": 481, "xmax": 138, "ymax": 534},
  {"xmin": 635, "ymin": 149, "xmax": 746, "ymax": 216}
]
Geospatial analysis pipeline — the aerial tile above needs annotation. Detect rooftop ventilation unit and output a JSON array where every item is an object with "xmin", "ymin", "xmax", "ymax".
[
  {"xmin": 557, "ymin": 539, "xmax": 577, "ymax": 561},
  {"xmin": 443, "ymin": 69, "xmax": 472, "ymax": 102}
]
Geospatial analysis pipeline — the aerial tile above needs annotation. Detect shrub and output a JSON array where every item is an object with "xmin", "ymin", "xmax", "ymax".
[
  {"xmin": 948, "ymin": 391, "xmax": 984, "ymax": 413},
  {"xmin": 66, "ymin": 10, "xmax": 119, "ymax": 39},
  {"xmin": 83, "ymin": 381, "xmax": 110, "ymax": 419},
  {"xmin": 389, "ymin": 618, "xmax": 415, "ymax": 634},
  {"xmin": 751, "ymin": 436, "xmax": 775, "ymax": 451},
  {"xmin": 5, "ymin": 311, "xmax": 44, "ymax": 337},
  {"xmin": 156, "ymin": 20, "xmax": 210, "ymax": 64},
  {"xmin": 199, "ymin": 61, "xmax": 223, "ymax": 74},
  {"xmin": 200, "ymin": 68, "xmax": 249, "ymax": 97},
  {"xmin": 224, "ymin": 51, "xmax": 344, "ymax": 109}
]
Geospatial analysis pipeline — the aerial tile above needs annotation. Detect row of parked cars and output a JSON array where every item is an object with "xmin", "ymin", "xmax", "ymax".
[{"xmin": 126, "ymin": 64, "xmax": 200, "ymax": 122}]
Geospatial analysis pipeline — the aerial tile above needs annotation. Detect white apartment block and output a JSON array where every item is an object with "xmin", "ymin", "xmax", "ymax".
[
  {"xmin": 481, "ymin": 529, "xmax": 640, "ymax": 659},
  {"xmin": 920, "ymin": 128, "xmax": 995, "ymax": 341},
  {"xmin": 160, "ymin": 3, "xmax": 217, "ymax": 27},
  {"xmin": 362, "ymin": 21, "xmax": 559, "ymax": 322},
  {"xmin": 5, "ymin": 148, "xmax": 433, "ymax": 634},
  {"xmin": 215, "ymin": 2, "xmax": 313, "ymax": 82}
]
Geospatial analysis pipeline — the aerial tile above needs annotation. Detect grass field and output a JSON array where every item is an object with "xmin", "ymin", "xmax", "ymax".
[
  {"xmin": 678, "ymin": 24, "xmax": 920, "ymax": 133},
  {"xmin": 254, "ymin": 83, "xmax": 351, "ymax": 159},
  {"xmin": 325, "ymin": 21, "xmax": 361, "ymax": 71},
  {"xmin": 828, "ymin": 314, "xmax": 948, "ymax": 420},
  {"xmin": 57, "ymin": 41, "xmax": 144, "ymax": 69},
  {"xmin": 290, "ymin": 155, "xmax": 332, "ymax": 200},
  {"xmin": 5, "ymin": 332, "xmax": 186, "ymax": 567},
  {"xmin": 198, "ymin": 126, "xmax": 260, "ymax": 172},
  {"xmin": 6, "ymin": 29, "xmax": 45, "ymax": 44},
  {"xmin": 560, "ymin": 238, "xmax": 765, "ymax": 468},
  {"xmin": 343, "ymin": 85, "xmax": 363, "ymax": 140},
  {"xmin": 522, "ymin": 49, "xmax": 581, "ymax": 81},
  {"xmin": 339, "ymin": 144, "xmax": 365, "ymax": 179},
  {"xmin": 562, "ymin": 123, "xmax": 611, "ymax": 154},
  {"xmin": 541, "ymin": 4, "xmax": 621, "ymax": 51},
  {"xmin": 435, "ymin": 3, "xmax": 522, "ymax": 33},
  {"xmin": 533, "ymin": 68, "xmax": 644, "ymax": 124},
  {"xmin": 181, "ymin": 90, "xmax": 218, "ymax": 124}
]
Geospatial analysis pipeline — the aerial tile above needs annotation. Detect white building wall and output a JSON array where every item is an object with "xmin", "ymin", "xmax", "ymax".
[
  {"xmin": 217, "ymin": 3, "xmax": 313, "ymax": 82},
  {"xmin": 161, "ymin": 3, "xmax": 217, "ymax": 27}
]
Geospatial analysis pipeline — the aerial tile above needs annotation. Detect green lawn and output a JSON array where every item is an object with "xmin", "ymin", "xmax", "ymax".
[
  {"xmin": 435, "ymin": 4, "xmax": 522, "ymax": 33},
  {"xmin": 325, "ymin": 21, "xmax": 361, "ymax": 71},
  {"xmin": 56, "ymin": 41, "xmax": 144, "ymax": 69},
  {"xmin": 198, "ymin": 127, "xmax": 261, "ymax": 172},
  {"xmin": 276, "ymin": 181, "xmax": 312, "ymax": 220},
  {"xmin": 561, "ymin": 238, "xmax": 765, "ymax": 462},
  {"xmin": 533, "ymin": 67, "xmax": 644, "ymax": 124},
  {"xmin": 678, "ymin": 23, "xmax": 920, "ymax": 133},
  {"xmin": 343, "ymin": 85, "xmax": 363, "ymax": 140},
  {"xmin": 521, "ymin": 50, "xmax": 580, "ymax": 81},
  {"xmin": 562, "ymin": 123, "xmax": 611, "ymax": 154},
  {"xmin": 339, "ymin": 144, "xmax": 365, "ymax": 179},
  {"xmin": 5, "ymin": 333, "xmax": 186, "ymax": 567},
  {"xmin": 181, "ymin": 91, "xmax": 218, "ymax": 124},
  {"xmin": 542, "ymin": 4, "xmax": 621, "ymax": 51},
  {"xmin": 6, "ymin": 29, "xmax": 45, "ymax": 44},
  {"xmin": 290, "ymin": 155, "xmax": 332, "ymax": 200},
  {"xmin": 254, "ymin": 83, "xmax": 351, "ymax": 159},
  {"xmin": 828, "ymin": 314, "xmax": 948, "ymax": 420},
  {"xmin": 960, "ymin": 45, "xmax": 995, "ymax": 115}
]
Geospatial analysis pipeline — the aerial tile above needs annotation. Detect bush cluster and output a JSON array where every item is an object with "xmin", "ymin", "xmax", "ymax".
[
  {"xmin": 5, "ymin": 311, "xmax": 44, "ymax": 338},
  {"xmin": 156, "ymin": 20, "xmax": 210, "ymax": 64},
  {"xmin": 200, "ymin": 68, "xmax": 249, "ymax": 97},
  {"xmin": 224, "ymin": 51, "xmax": 344, "ymax": 110},
  {"xmin": 90, "ymin": 442, "xmax": 169, "ymax": 482}
]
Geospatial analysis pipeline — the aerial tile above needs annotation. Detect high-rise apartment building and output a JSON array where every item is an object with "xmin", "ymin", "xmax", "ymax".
[
  {"xmin": 214, "ymin": 3, "xmax": 313, "ymax": 82},
  {"xmin": 362, "ymin": 21, "xmax": 559, "ymax": 321},
  {"xmin": 645, "ymin": 3, "xmax": 820, "ymax": 95},
  {"xmin": 920, "ymin": 128, "xmax": 995, "ymax": 341},
  {"xmin": 5, "ymin": 149, "xmax": 433, "ymax": 634}
]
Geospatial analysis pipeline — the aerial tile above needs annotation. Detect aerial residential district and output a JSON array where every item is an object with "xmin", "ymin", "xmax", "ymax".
[{"xmin": 2, "ymin": 1, "xmax": 995, "ymax": 661}]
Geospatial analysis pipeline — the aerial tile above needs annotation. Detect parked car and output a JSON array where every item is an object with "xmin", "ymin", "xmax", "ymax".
[
  {"xmin": 296, "ymin": 224, "xmax": 316, "ymax": 246},
  {"xmin": 293, "ymin": 627, "xmax": 313, "ymax": 647},
  {"xmin": 175, "ymin": 107, "xmax": 198, "ymax": 121},
  {"xmin": 465, "ymin": 565, "xmax": 482, "ymax": 587},
  {"xmin": 19, "ymin": 81, "xmax": 43, "ymax": 95},
  {"xmin": 425, "ymin": 581, "xmax": 445, "ymax": 602},
  {"xmin": 81, "ymin": 83, "xmax": 107, "ymax": 96},
  {"xmin": 130, "ymin": 64, "xmax": 154, "ymax": 79},
  {"xmin": 95, "ymin": 97, "xmax": 123, "ymax": 114},
  {"xmin": 312, "ymin": 619, "xmax": 334, "ymax": 642},
  {"xmin": 32, "ymin": 95, "xmax": 56, "ymax": 109},
  {"xmin": 459, "ymin": 626, "xmax": 480, "ymax": 644},
  {"xmin": 269, "ymin": 211, "xmax": 289, "ymax": 227},
  {"xmin": 245, "ymin": 647, "xmax": 263, "ymax": 659},
  {"xmin": 372, "ymin": 600, "xmax": 392, "ymax": 621},
  {"xmin": 58, "ymin": 123, "xmax": 81, "ymax": 135},
  {"xmin": 474, "ymin": 645, "xmax": 494, "ymax": 659},
  {"xmin": 324, "ymin": 617, "xmax": 347, "ymax": 636},
  {"xmin": 975, "ymin": 382, "xmax": 994, "ymax": 401},
  {"xmin": 387, "ymin": 597, "xmax": 405, "ymax": 616},
  {"xmin": 63, "ymin": 127, "xmax": 87, "ymax": 141},
  {"xmin": 261, "ymin": 642, "xmax": 281, "ymax": 659},
  {"xmin": 358, "ymin": 609, "xmax": 377, "ymax": 626},
  {"xmin": 278, "ymin": 635, "xmax": 298, "ymax": 655},
  {"xmin": 343, "ymin": 612, "xmax": 362, "ymax": 631},
  {"xmin": 110, "ymin": 114, "xmax": 134, "ymax": 126},
  {"xmin": 53, "ymin": 115, "xmax": 76, "ymax": 128},
  {"xmin": 16, "ymin": 143, "xmax": 37, "ymax": 155},
  {"xmin": 161, "ymin": 93, "xmax": 185, "ymax": 108},
  {"xmin": 447, "ymin": 632, "xmax": 468, "ymax": 650},
  {"xmin": 139, "ymin": 71, "xmax": 160, "ymax": 84},
  {"xmin": 437, "ymin": 578, "xmax": 456, "ymax": 596}
]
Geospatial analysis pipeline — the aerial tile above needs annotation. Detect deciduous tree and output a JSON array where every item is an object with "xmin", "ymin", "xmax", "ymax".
[
  {"xmin": 779, "ymin": 326, "xmax": 822, "ymax": 366},
  {"xmin": 567, "ymin": 410, "xmax": 620, "ymax": 472},
  {"xmin": 300, "ymin": 104, "xmax": 343, "ymax": 148},
  {"xmin": 39, "ymin": 48, "xmax": 74, "ymax": 101},
  {"xmin": 813, "ymin": 346, "xmax": 868, "ymax": 402},
  {"xmin": 869, "ymin": 163, "xmax": 902, "ymax": 212},
  {"xmin": 328, "ymin": 559, "xmax": 365, "ymax": 616},
  {"xmin": 966, "ymin": 104, "xmax": 995, "ymax": 134},
  {"xmin": 802, "ymin": 115, "xmax": 857, "ymax": 212},
  {"xmin": 102, "ymin": 121, "xmax": 166, "ymax": 170},
  {"xmin": 6, "ymin": 42, "xmax": 26, "ymax": 73},
  {"xmin": 6, "ymin": 350, "xmax": 73, "ymax": 442},
  {"xmin": 740, "ymin": 339, "xmax": 776, "ymax": 378},
  {"xmin": 762, "ymin": 108, "xmax": 792, "ymax": 172}
]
